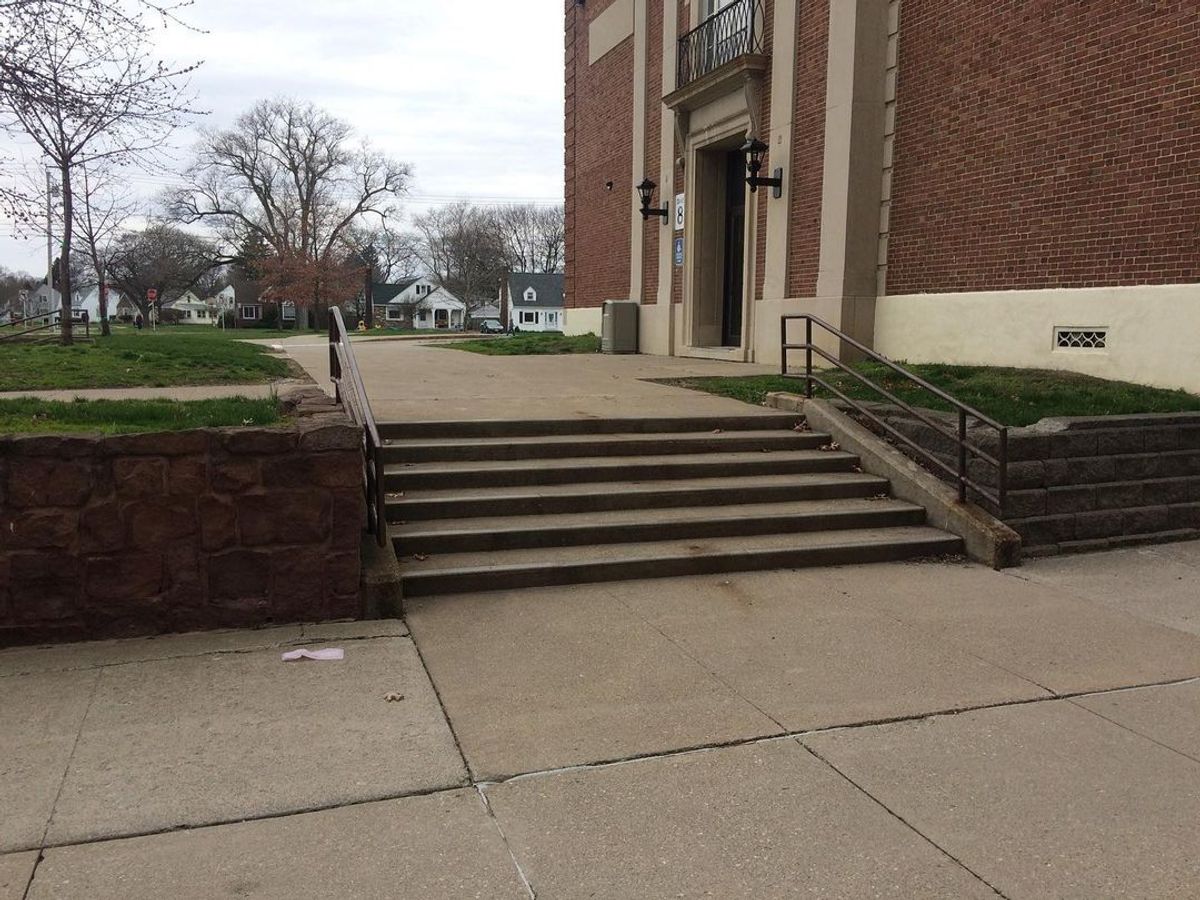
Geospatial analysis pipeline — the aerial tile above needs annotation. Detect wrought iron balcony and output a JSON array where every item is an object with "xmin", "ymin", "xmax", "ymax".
[{"xmin": 677, "ymin": 0, "xmax": 766, "ymax": 89}]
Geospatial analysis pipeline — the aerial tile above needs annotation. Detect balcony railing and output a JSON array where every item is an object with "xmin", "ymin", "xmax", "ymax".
[{"xmin": 677, "ymin": 0, "xmax": 766, "ymax": 89}]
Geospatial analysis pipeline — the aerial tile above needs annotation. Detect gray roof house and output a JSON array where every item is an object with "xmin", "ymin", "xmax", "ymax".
[{"xmin": 502, "ymin": 272, "xmax": 565, "ymax": 332}]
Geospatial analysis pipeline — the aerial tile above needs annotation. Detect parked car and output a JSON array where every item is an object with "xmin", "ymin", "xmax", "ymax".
[{"xmin": 479, "ymin": 319, "xmax": 504, "ymax": 334}]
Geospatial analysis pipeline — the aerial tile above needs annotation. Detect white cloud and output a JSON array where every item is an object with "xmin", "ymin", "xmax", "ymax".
[{"xmin": 0, "ymin": 0, "xmax": 565, "ymax": 272}]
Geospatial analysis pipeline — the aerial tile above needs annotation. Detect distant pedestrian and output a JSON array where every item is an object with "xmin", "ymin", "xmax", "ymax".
[{"xmin": 134, "ymin": 314, "xmax": 143, "ymax": 331}]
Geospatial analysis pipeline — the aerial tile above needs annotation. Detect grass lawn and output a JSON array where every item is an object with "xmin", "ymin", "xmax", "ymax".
[
  {"xmin": 0, "ymin": 397, "xmax": 282, "ymax": 434},
  {"xmin": 441, "ymin": 332, "xmax": 601, "ymax": 355},
  {"xmin": 656, "ymin": 363, "xmax": 1200, "ymax": 428},
  {"xmin": 0, "ymin": 332, "xmax": 291, "ymax": 391}
]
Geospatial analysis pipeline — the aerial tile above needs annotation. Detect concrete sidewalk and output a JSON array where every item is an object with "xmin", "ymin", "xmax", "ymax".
[
  {"xmin": 280, "ymin": 335, "xmax": 778, "ymax": 420},
  {"xmin": 3, "ymin": 542, "xmax": 1200, "ymax": 897}
]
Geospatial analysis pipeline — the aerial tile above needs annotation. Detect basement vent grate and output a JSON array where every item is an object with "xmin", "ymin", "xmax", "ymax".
[{"xmin": 1055, "ymin": 328, "xmax": 1108, "ymax": 350}]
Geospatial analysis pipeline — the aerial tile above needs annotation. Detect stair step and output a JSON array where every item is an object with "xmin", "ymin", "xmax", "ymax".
[
  {"xmin": 398, "ymin": 526, "xmax": 963, "ymax": 597},
  {"xmin": 393, "ymin": 498, "xmax": 927, "ymax": 554},
  {"xmin": 378, "ymin": 414, "xmax": 803, "ymax": 441},
  {"xmin": 388, "ymin": 472, "xmax": 891, "ymax": 521},
  {"xmin": 382, "ymin": 428, "xmax": 828, "ymax": 463},
  {"xmin": 385, "ymin": 449, "xmax": 861, "ymax": 490}
]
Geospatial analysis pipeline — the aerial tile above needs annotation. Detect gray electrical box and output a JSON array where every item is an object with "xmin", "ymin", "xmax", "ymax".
[{"xmin": 601, "ymin": 301, "xmax": 639, "ymax": 354}]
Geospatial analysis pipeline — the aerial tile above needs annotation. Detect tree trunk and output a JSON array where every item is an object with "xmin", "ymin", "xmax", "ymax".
[
  {"xmin": 59, "ymin": 164, "xmax": 74, "ymax": 346},
  {"xmin": 98, "ymin": 267, "xmax": 111, "ymax": 337}
]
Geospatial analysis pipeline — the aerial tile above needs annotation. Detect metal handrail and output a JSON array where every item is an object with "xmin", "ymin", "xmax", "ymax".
[
  {"xmin": 329, "ymin": 306, "xmax": 387, "ymax": 546},
  {"xmin": 677, "ymin": 0, "xmax": 766, "ymax": 88},
  {"xmin": 0, "ymin": 311, "xmax": 91, "ymax": 342},
  {"xmin": 780, "ymin": 315, "xmax": 1008, "ymax": 515}
]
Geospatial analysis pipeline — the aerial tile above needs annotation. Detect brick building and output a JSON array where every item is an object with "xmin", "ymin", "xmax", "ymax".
[{"xmin": 564, "ymin": 0, "xmax": 1200, "ymax": 391}]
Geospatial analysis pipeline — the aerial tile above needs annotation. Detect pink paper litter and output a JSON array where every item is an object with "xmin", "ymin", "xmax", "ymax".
[{"xmin": 281, "ymin": 648, "xmax": 345, "ymax": 662}]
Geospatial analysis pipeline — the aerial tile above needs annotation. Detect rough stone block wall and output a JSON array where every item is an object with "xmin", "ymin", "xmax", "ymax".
[
  {"xmin": 887, "ymin": 0, "xmax": 1200, "ymax": 294},
  {"xmin": 565, "ymin": 0, "xmax": 635, "ymax": 311},
  {"xmin": 0, "ymin": 389, "xmax": 366, "ymax": 646},
  {"xmin": 863, "ymin": 405, "xmax": 1200, "ymax": 556}
]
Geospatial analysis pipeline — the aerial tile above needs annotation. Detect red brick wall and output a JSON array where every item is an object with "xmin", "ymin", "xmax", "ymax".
[
  {"xmin": 888, "ymin": 0, "xmax": 1200, "ymax": 294},
  {"xmin": 565, "ymin": 0, "xmax": 635, "ymax": 310},
  {"xmin": 753, "ymin": 0, "xmax": 774, "ymax": 301},
  {"xmin": 642, "ymin": 0, "xmax": 664, "ymax": 304},
  {"xmin": 0, "ymin": 390, "xmax": 364, "ymax": 646},
  {"xmin": 785, "ymin": 0, "xmax": 828, "ymax": 298}
]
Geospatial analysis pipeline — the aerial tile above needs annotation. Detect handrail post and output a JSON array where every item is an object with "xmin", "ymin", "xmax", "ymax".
[
  {"xmin": 957, "ymin": 408, "xmax": 968, "ymax": 504},
  {"xmin": 805, "ymin": 317, "xmax": 813, "ymax": 399},
  {"xmin": 779, "ymin": 316, "xmax": 787, "ymax": 376},
  {"xmin": 998, "ymin": 427, "xmax": 1009, "ymax": 518}
]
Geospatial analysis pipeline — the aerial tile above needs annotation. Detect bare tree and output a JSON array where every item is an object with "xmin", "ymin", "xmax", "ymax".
[
  {"xmin": 0, "ymin": 0, "xmax": 199, "ymax": 343},
  {"xmin": 73, "ymin": 165, "xmax": 138, "ymax": 335},
  {"xmin": 413, "ymin": 202, "xmax": 507, "ymax": 315},
  {"xmin": 106, "ymin": 223, "xmax": 222, "ymax": 321},
  {"xmin": 170, "ymin": 98, "xmax": 412, "ymax": 328},
  {"xmin": 489, "ymin": 203, "xmax": 565, "ymax": 274},
  {"xmin": 363, "ymin": 224, "xmax": 422, "ymax": 283}
]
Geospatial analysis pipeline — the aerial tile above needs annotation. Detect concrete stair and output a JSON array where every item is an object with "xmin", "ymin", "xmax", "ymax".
[{"xmin": 383, "ymin": 416, "xmax": 962, "ymax": 597}]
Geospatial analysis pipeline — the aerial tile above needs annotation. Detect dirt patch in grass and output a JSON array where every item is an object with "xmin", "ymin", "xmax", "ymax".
[
  {"xmin": 0, "ymin": 332, "xmax": 290, "ymax": 391},
  {"xmin": 0, "ymin": 397, "xmax": 283, "ymax": 434},
  {"xmin": 440, "ymin": 332, "xmax": 601, "ymax": 355},
  {"xmin": 654, "ymin": 364, "xmax": 1200, "ymax": 428}
]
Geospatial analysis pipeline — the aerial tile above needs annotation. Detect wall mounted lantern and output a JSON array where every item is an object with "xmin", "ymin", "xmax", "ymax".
[
  {"xmin": 636, "ymin": 178, "xmax": 670, "ymax": 223},
  {"xmin": 742, "ymin": 138, "xmax": 783, "ymax": 199}
]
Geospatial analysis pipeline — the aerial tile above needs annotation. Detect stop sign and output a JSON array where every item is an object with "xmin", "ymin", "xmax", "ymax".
[{"xmin": 147, "ymin": 288, "xmax": 158, "ymax": 301}]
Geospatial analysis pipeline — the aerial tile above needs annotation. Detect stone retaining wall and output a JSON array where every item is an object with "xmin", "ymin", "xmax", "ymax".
[
  {"xmin": 0, "ymin": 388, "xmax": 366, "ymax": 646},
  {"xmin": 853, "ymin": 404, "xmax": 1200, "ymax": 556}
]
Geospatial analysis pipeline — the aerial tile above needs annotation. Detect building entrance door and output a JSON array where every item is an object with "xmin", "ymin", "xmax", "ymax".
[{"xmin": 720, "ymin": 149, "xmax": 746, "ymax": 347}]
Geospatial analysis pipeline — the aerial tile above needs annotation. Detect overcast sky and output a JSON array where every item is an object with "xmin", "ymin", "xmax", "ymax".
[{"xmin": 0, "ymin": 0, "xmax": 565, "ymax": 274}]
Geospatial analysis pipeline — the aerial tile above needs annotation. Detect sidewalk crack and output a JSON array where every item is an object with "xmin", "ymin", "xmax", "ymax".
[
  {"xmin": 475, "ymin": 785, "xmax": 537, "ymax": 900},
  {"xmin": 38, "ymin": 667, "xmax": 102, "ymax": 851}
]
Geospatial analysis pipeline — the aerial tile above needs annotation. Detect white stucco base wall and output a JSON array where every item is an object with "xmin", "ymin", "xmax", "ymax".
[
  {"xmin": 874, "ymin": 285, "xmax": 1200, "ymax": 393},
  {"xmin": 638, "ymin": 302, "xmax": 675, "ymax": 356},
  {"xmin": 752, "ymin": 297, "xmax": 848, "ymax": 369},
  {"xmin": 563, "ymin": 306, "xmax": 603, "ymax": 336}
]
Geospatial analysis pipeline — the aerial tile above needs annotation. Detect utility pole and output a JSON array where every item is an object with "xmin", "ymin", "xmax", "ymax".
[{"xmin": 45, "ymin": 168, "xmax": 54, "ymax": 323}]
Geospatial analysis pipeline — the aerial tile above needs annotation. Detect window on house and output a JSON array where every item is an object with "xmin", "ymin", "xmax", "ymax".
[
  {"xmin": 386, "ymin": 306, "xmax": 403, "ymax": 321},
  {"xmin": 281, "ymin": 305, "xmax": 296, "ymax": 321},
  {"xmin": 524, "ymin": 287, "xmax": 537, "ymax": 303},
  {"xmin": 521, "ymin": 311, "xmax": 538, "ymax": 324},
  {"xmin": 417, "ymin": 310, "xmax": 428, "ymax": 322},
  {"xmin": 240, "ymin": 305, "xmax": 259, "ymax": 320}
]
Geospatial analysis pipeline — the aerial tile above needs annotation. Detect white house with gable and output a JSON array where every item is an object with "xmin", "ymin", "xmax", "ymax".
[
  {"xmin": 372, "ymin": 277, "xmax": 466, "ymax": 330},
  {"xmin": 502, "ymin": 272, "xmax": 564, "ymax": 333}
]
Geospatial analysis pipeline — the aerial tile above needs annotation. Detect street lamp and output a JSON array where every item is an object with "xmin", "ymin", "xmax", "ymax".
[
  {"xmin": 741, "ymin": 138, "xmax": 783, "ymax": 199},
  {"xmin": 636, "ymin": 178, "xmax": 670, "ymax": 223}
]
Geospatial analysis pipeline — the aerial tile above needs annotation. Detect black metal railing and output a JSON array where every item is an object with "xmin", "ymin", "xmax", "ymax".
[
  {"xmin": 0, "ymin": 311, "xmax": 90, "ymax": 342},
  {"xmin": 781, "ymin": 315, "xmax": 1008, "ymax": 515},
  {"xmin": 329, "ymin": 306, "xmax": 387, "ymax": 547},
  {"xmin": 677, "ymin": 0, "xmax": 766, "ymax": 88}
]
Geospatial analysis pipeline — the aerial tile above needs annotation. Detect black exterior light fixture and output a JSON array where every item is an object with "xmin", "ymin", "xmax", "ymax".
[
  {"xmin": 636, "ymin": 178, "xmax": 670, "ymax": 223},
  {"xmin": 742, "ymin": 138, "xmax": 783, "ymax": 199}
]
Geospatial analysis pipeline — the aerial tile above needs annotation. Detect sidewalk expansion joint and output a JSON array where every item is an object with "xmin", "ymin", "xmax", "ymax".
[
  {"xmin": 800, "ymin": 740, "xmax": 1011, "ymax": 899},
  {"xmin": 26, "ymin": 674, "xmax": 1200, "ymax": 859}
]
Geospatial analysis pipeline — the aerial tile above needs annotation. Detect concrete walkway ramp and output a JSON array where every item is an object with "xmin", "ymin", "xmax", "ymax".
[{"xmin": 385, "ymin": 414, "xmax": 962, "ymax": 595}]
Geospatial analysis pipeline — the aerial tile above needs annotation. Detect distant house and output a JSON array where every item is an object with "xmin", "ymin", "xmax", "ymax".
[
  {"xmin": 77, "ymin": 286, "xmax": 132, "ymax": 322},
  {"xmin": 164, "ymin": 290, "xmax": 213, "ymax": 323},
  {"xmin": 469, "ymin": 302, "xmax": 502, "ymax": 328},
  {"xmin": 372, "ymin": 277, "xmax": 466, "ymax": 330},
  {"xmin": 26, "ymin": 284, "xmax": 61, "ymax": 319},
  {"xmin": 502, "ymin": 272, "xmax": 564, "ymax": 333}
]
